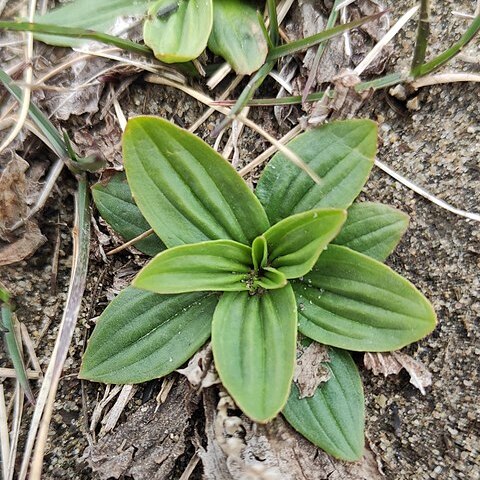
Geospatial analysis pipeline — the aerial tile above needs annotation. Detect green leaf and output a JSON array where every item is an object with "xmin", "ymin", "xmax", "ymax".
[
  {"xmin": 92, "ymin": 172, "xmax": 165, "ymax": 257},
  {"xmin": 333, "ymin": 202, "xmax": 409, "ymax": 261},
  {"xmin": 80, "ymin": 287, "xmax": 218, "ymax": 384},
  {"xmin": 212, "ymin": 287, "xmax": 297, "ymax": 422},
  {"xmin": 255, "ymin": 120, "xmax": 377, "ymax": 224},
  {"xmin": 133, "ymin": 240, "xmax": 252, "ymax": 294},
  {"xmin": 34, "ymin": 0, "xmax": 149, "ymax": 47},
  {"xmin": 1, "ymin": 298, "xmax": 35, "ymax": 404},
  {"xmin": 251, "ymin": 235, "xmax": 268, "ymax": 270},
  {"xmin": 263, "ymin": 209, "xmax": 347, "ymax": 279},
  {"xmin": 255, "ymin": 267, "xmax": 287, "ymax": 290},
  {"xmin": 123, "ymin": 116, "xmax": 269, "ymax": 247},
  {"xmin": 292, "ymin": 245, "xmax": 437, "ymax": 352},
  {"xmin": 208, "ymin": 0, "xmax": 268, "ymax": 74},
  {"xmin": 283, "ymin": 347, "xmax": 364, "ymax": 461},
  {"xmin": 144, "ymin": 0, "xmax": 213, "ymax": 63}
]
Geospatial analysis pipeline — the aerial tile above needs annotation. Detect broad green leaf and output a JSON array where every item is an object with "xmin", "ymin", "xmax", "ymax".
[
  {"xmin": 80, "ymin": 287, "xmax": 218, "ymax": 384},
  {"xmin": 34, "ymin": 0, "xmax": 149, "ymax": 47},
  {"xmin": 255, "ymin": 120, "xmax": 377, "ymax": 224},
  {"xmin": 251, "ymin": 235, "xmax": 268, "ymax": 271},
  {"xmin": 123, "ymin": 117, "xmax": 269, "ymax": 247},
  {"xmin": 208, "ymin": 0, "xmax": 268, "ymax": 74},
  {"xmin": 263, "ymin": 209, "xmax": 347, "ymax": 279},
  {"xmin": 92, "ymin": 172, "xmax": 165, "ymax": 257},
  {"xmin": 283, "ymin": 347, "xmax": 364, "ymax": 461},
  {"xmin": 212, "ymin": 287, "xmax": 297, "ymax": 422},
  {"xmin": 133, "ymin": 240, "xmax": 252, "ymax": 293},
  {"xmin": 292, "ymin": 245, "xmax": 437, "ymax": 352},
  {"xmin": 333, "ymin": 202, "xmax": 409, "ymax": 261},
  {"xmin": 144, "ymin": 0, "xmax": 213, "ymax": 63}
]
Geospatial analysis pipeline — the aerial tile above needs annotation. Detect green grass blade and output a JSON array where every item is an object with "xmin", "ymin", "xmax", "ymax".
[
  {"xmin": 1, "ymin": 290, "xmax": 35, "ymax": 404},
  {"xmin": 0, "ymin": 21, "xmax": 153, "ymax": 56},
  {"xmin": 0, "ymin": 68, "xmax": 68, "ymax": 158},
  {"xmin": 267, "ymin": 12, "xmax": 385, "ymax": 61},
  {"xmin": 417, "ymin": 14, "xmax": 480, "ymax": 77}
]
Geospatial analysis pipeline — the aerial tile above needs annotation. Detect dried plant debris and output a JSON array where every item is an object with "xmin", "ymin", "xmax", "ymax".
[
  {"xmin": 87, "ymin": 376, "xmax": 195, "ymax": 480},
  {"xmin": 177, "ymin": 343, "xmax": 220, "ymax": 389},
  {"xmin": 0, "ymin": 154, "xmax": 46, "ymax": 265},
  {"xmin": 293, "ymin": 342, "xmax": 331, "ymax": 398},
  {"xmin": 37, "ymin": 54, "xmax": 109, "ymax": 121},
  {"xmin": 283, "ymin": 0, "xmax": 390, "ymax": 119},
  {"xmin": 364, "ymin": 351, "xmax": 433, "ymax": 395},
  {"xmin": 200, "ymin": 388, "xmax": 382, "ymax": 480}
]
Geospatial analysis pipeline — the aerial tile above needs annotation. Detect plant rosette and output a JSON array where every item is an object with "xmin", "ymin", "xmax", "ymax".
[{"xmin": 81, "ymin": 117, "xmax": 436, "ymax": 461}]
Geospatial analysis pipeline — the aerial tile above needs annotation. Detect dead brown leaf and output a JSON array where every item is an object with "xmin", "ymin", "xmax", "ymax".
[
  {"xmin": 293, "ymin": 342, "xmax": 331, "ymax": 398},
  {"xmin": 0, "ymin": 155, "xmax": 47, "ymax": 265},
  {"xmin": 0, "ymin": 221, "xmax": 46, "ymax": 266},
  {"xmin": 177, "ymin": 343, "xmax": 220, "ymax": 389},
  {"xmin": 364, "ymin": 352, "xmax": 432, "ymax": 395},
  {"xmin": 0, "ymin": 154, "xmax": 29, "ymax": 238}
]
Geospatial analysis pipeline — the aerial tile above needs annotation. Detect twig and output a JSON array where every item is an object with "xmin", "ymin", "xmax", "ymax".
[
  {"xmin": 375, "ymin": 159, "xmax": 480, "ymax": 222},
  {"xmin": 19, "ymin": 177, "xmax": 91, "ymax": 480},
  {"xmin": 179, "ymin": 453, "xmax": 200, "ymax": 480},
  {"xmin": 0, "ymin": 368, "xmax": 41, "ymax": 379},
  {"xmin": 411, "ymin": 0, "xmax": 431, "ymax": 77},
  {"xmin": 239, "ymin": 125, "xmax": 302, "ymax": 177},
  {"xmin": 107, "ymin": 228, "xmax": 155, "ymax": 256}
]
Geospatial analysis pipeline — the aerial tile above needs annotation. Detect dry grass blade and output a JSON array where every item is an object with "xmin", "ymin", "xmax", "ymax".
[
  {"xmin": 0, "ymin": 385, "xmax": 10, "ymax": 480},
  {"xmin": 0, "ymin": 0, "xmax": 36, "ymax": 155},
  {"xmin": 145, "ymin": 75, "xmax": 321, "ymax": 184},
  {"xmin": 7, "ymin": 382, "xmax": 24, "ymax": 480},
  {"xmin": 375, "ymin": 159, "xmax": 480, "ymax": 222},
  {"xmin": 411, "ymin": 73, "xmax": 480, "ymax": 88},
  {"xmin": 239, "ymin": 125, "xmax": 302, "ymax": 177},
  {"xmin": 18, "ymin": 179, "xmax": 91, "ymax": 480}
]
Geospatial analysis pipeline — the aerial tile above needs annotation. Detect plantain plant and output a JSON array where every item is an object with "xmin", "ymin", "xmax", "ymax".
[{"xmin": 81, "ymin": 117, "xmax": 436, "ymax": 460}]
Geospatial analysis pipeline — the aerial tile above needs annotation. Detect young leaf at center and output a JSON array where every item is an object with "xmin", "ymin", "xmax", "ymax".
[
  {"xmin": 212, "ymin": 286, "xmax": 297, "ymax": 422},
  {"xmin": 262, "ymin": 208, "xmax": 347, "ymax": 279}
]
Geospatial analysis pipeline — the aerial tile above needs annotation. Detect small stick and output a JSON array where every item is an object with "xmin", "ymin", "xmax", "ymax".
[
  {"xmin": 107, "ymin": 228, "xmax": 155, "ymax": 256},
  {"xmin": 0, "ymin": 368, "xmax": 41, "ymax": 379}
]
